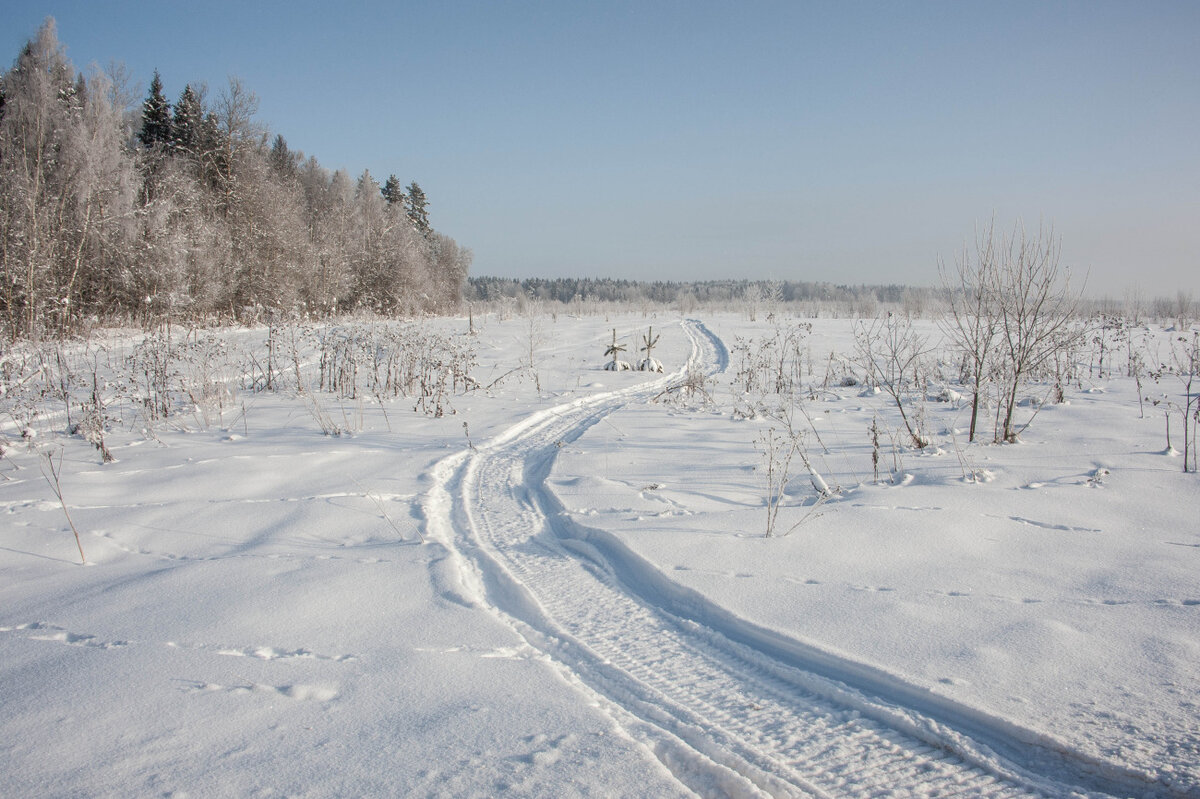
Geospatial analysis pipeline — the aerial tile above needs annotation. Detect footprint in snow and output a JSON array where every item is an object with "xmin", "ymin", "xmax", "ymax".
[
  {"xmin": 1007, "ymin": 516, "xmax": 1102, "ymax": 533},
  {"xmin": 168, "ymin": 641, "xmax": 357, "ymax": 662},
  {"xmin": 518, "ymin": 733, "xmax": 577, "ymax": 767},
  {"xmin": 672, "ymin": 565, "xmax": 749, "ymax": 578},
  {"xmin": 413, "ymin": 644, "xmax": 532, "ymax": 659},
  {"xmin": 179, "ymin": 680, "xmax": 338, "ymax": 701},
  {"xmin": 1, "ymin": 622, "xmax": 129, "ymax": 649},
  {"xmin": 780, "ymin": 576, "xmax": 821, "ymax": 585},
  {"xmin": 32, "ymin": 630, "xmax": 130, "ymax": 648}
]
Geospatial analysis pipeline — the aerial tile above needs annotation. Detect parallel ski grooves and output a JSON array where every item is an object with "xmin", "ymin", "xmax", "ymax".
[{"xmin": 432, "ymin": 320, "xmax": 1154, "ymax": 798}]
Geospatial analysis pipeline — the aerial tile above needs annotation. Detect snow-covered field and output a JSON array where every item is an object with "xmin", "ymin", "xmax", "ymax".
[{"xmin": 1, "ymin": 312, "xmax": 1197, "ymax": 798}]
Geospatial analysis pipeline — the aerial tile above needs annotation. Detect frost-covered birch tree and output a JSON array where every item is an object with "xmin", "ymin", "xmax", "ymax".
[{"xmin": 0, "ymin": 17, "xmax": 473, "ymax": 336}]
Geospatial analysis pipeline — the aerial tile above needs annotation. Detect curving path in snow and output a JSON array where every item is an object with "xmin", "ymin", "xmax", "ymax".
[{"xmin": 422, "ymin": 320, "xmax": 1178, "ymax": 799}]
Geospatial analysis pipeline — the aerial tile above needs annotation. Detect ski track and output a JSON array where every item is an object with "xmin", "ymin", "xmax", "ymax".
[{"xmin": 425, "ymin": 319, "xmax": 1181, "ymax": 799}]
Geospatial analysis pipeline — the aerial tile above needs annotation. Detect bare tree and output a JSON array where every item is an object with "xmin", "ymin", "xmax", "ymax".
[
  {"xmin": 988, "ymin": 222, "xmax": 1083, "ymax": 442},
  {"xmin": 428, "ymin": 231, "xmax": 472, "ymax": 312},
  {"xmin": 1174, "ymin": 291, "xmax": 1194, "ymax": 331},
  {"xmin": 1155, "ymin": 331, "xmax": 1200, "ymax": 473},
  {"xmin": 0, "ymin": 19, "xmax": 76, "ymax": 339},
  {"xmin": 299, "ymin": 164, "xmax": 354, "ymax": 314},
  {"xmin": 61, "ymin": 64, "xmax": 138, "ymax": 335},
  {"xmin": 939, "ymin": 221, "xmax": 999, "ymax": 442},
  {"xmin": 744, "ymin": 283, "xmax": 763, "ymax": 321},
  {"xmin": 348, "ymin": 169, "xmax": 388, "ymax": 311}
]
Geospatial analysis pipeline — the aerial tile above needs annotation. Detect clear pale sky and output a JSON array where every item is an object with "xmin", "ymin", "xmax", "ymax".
[{"xmin": 6, "ymin": 1, "xmax": 1199, "ymax": 296}]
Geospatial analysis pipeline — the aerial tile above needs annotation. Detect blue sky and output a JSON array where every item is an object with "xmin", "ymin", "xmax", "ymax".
[{"xmin": 6, "ymin": 1, "xmax": 1199, "ymax": 295}]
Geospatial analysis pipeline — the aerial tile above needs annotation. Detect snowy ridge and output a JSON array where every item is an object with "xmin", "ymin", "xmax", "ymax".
[{"xmin": 424, "ymin": 319, "xmax": 1180, "ymax": 798}]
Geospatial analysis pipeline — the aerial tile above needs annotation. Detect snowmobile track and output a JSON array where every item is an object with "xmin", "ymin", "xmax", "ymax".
[{"xmin": 426, "ymin": 319, "xmax": 1178, "ymax": 799}]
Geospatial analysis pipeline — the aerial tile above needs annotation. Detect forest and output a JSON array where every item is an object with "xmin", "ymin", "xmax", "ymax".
[{"xmin": 0, "ymin": 19, "xmax": 472, "ymax": 341}]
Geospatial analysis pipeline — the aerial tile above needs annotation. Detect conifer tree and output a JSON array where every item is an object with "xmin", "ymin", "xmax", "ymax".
[
  {"xmin": 269, "ymin": 133, "xmax": 297, "ymax": 179},
  {"xmin": 406, "ymin": 180, "xmax": 430, "ymax": 236},
  {"xmin": 381, "ymin": 173, "xmax": 405, "ymax": 206},
  {"xmin": 138, "ymin": 70, "xmax": 171, "ymax": 148},
  {"xmin": 171, "ymin": 84, "xmax": 203, "ymax": 158}
]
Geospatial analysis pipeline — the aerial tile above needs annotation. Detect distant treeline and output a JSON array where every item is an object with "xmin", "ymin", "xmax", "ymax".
[
  {"xmin": 467, "ymin": 277, "xmax": 1194, "ymax": 324},
  {"xmin": 467, "ymin": 276, "xmax": 936, "ymax": 311},
  {"xmin": 0, "ymin": 19, "xmax": 471, "ymax": 340}
]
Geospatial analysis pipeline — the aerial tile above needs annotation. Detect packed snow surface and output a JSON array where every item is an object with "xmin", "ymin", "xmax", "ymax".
[{"xmin": 1, "ymin": 313, "xmax": 1197, "ymax": 797}]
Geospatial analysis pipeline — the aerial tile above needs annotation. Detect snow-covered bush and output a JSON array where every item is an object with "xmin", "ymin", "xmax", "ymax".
[
  {"xmin": 316, "ymin": 322, "xmax": 477, "ymax": 416},
  {"xmin": 603, "ymin": 329, "xmax": 632, "ymax": 371},
  {"xmin": 637, "ymin": 326, "xmax": 663, "ymax": 372}
]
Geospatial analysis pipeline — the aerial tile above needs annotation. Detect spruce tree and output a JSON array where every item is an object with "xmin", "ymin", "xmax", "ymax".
[
  {"xmin": 138, "ymin": 70, "xmax": 171, "ymax": 149},
  {"xmin": 406, "ymin": 180, "xmax": 430, "ymax": 236},
  {"xmin": 269, "ymin": 133, "xmax": 297, "ymax": 179},
  {"xmin": 71, "ymin": 73, "xmax": 87, "ymax": 111},
  {"xmin": 170, "ymin": 84, "xmax": 203, "ymax": 157},
  {"xmin": 381, "ymin": 173, "xmax": 405, "ymax": 206}
]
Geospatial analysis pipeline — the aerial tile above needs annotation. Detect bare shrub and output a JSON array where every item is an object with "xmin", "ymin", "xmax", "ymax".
[
  {"xmin": 316, "ymin": 322, "xmax": 476, "ymax": 416},
  {"xmin": 853, "ymin": 314, "xmax": 931, "ymax": 449},
  {"xmin": 756, "ymin": 400, "xmax": 833, "ymax": 537}
]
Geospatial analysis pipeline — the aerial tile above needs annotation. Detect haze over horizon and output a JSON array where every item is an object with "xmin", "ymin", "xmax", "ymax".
[{"xmin": 7, "ymin": 1, "xmax": 1198, "ymax": 297}]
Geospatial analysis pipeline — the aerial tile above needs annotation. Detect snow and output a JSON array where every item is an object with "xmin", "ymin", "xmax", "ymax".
[{"xmin": 1, "ymin": 313, "xmax": 1197, "ymax": 797}]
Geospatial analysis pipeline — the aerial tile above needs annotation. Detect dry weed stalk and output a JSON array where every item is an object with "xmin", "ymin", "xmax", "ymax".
[{"xmin": 40, "ymin": 449, "xmax": 86, "ymax": 564}]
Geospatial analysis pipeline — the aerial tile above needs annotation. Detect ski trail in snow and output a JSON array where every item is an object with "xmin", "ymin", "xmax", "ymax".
[{"xmin": 424, "ymin": 319, "xmax": 1174, "ymax": 799}]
